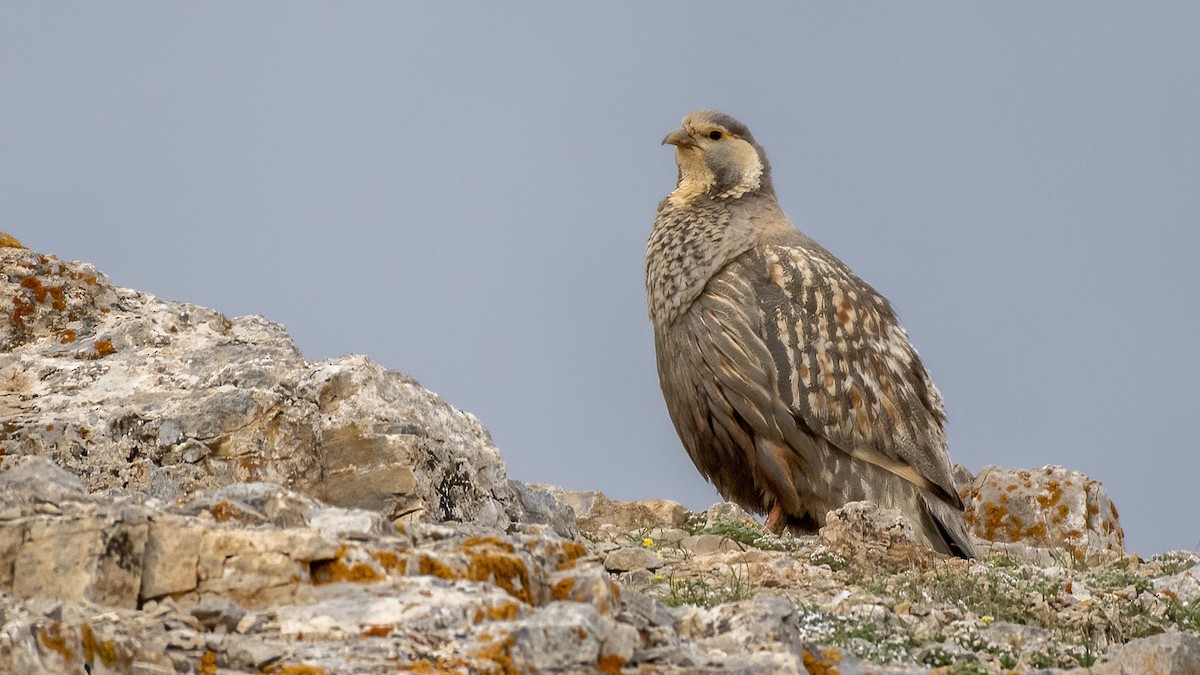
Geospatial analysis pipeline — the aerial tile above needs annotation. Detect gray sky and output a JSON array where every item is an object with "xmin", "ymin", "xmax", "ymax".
[{"xmin": 3, "ymin": 3, "xmax": 1198, "ymax": 556}]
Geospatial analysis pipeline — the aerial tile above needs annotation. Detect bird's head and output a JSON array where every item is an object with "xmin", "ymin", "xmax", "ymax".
[{"xmin": 662, "ymin": 109, "xmax": 773, "ymax": 206}]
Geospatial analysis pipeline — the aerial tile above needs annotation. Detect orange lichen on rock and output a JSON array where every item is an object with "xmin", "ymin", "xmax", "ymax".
[
  {"xmin": 555, "ymin": 541, "xmax": 588, "ymax": 570},
  {"xmin": 76, "ymin": 339, "xmax": 116, "ymax": 360},
  {"xmin": 485, "ymin": 601, "xmax": 520, "ymax": 622},
  {"xmin": 964, "ymin": 465, "xmax": 1125, "ymax": 554},
  {"xmin": 38, "ymin": 622, "xmax": 74, "ymax": 661},
  {"xmin": 261, "ymin": 665, "xmax": 327, "ymax": 675},
  {"xmin": 370, "ymin": 549, "xmax": 406, "ymax": 573},
  {"xmin": 802, "ymin": 646, "xmax": 843, "ymax": 675},
  {"xmin": 0, "ymin": 232, "xmax": 24, "ymax": 248},
  {"xmin": 472, "ymin": 632, "xmax": 517, "ymax": 675},
  {"xmin": 81, "ymin": 623, "xmax": 96, "ymax": 664},
  {"xmin": 597, "ymin": 653, "xmax": 626, "ymax": 674},
  {"xmin": 463, "ymin": 536, "xmax": 516, "ymax": 553},
  {"xmin": 58, "ymin": 328, "xmax": 76, "ymax": 343},
  {"xmin": 417, "ymin": 553, "xmax": 462, "ymax": 581},
  {"xmin": 210, "ymin": 500, "xmax": 253, "ymax": 523},
  {"xmin": 551, "ymin": 577, "xmax": 576, "ymax": 601},
  {"xmin": 311, "ymin": 546, "xmax": 386, "ymax": 585},
  {"xmin": 466, "ymin": 545, "xmax": 533, "ymax": 604},
  {"xmin": 11, "ymin": 294, "xmax": 36, "ymax": 329}
]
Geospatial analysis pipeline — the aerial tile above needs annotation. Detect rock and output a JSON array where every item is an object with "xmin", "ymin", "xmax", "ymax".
[
  {"xmin": 506, "ymin": 479, "xmax": 581, "ymax": 539},
  {"xmin": 963, "ymin": 465, "xmax": 1125, "ymax": 556},
  {"xmin": 818, "ymin": 501, "xmax": 936, "ymax": 572},
  {"xmin": 225, "ymin": 637, "xmax": 286, "ymax": 671},
  {"xmin": 700, "ymin": 501, "xmax": 760, "ymax": 529},
  {"xmin": 535, "ymin": 485, "xmax": 603, "ymax": 520},
  {"xmin": 676, "ymin": 595, "xmax": 808, "ymax": 670},
  {"xmin": 1153, "ymin": 566, "xmax": 1200, "ymax": 605},
  {"xmin": 648, "ymin": 527, "xmax": 690, "ymax": 544},
  {"xmin": 618, "ymin": 590, "xmax": 677, "ymax": 629},
  {"xmin": 190, "ymin": 598, "xmax": 247, "ymax": 633},
  {"xmin": 1093, "ymin": 631, "xmax": 1200, "ymax": 674},
  {"xmin": 141, "ymin": 514, "xmax": 205, "ymax": 599},
  {"xmin": 0, "ymin": 247, "xmax": 518, "ymax": 530},
  {"xmin": 505, "ymin": 601, "xmax": 609, "ymax": 672},
  {"xmin": 681, "ymin": 534, "xmax": 746, "ymax": 555},
  {"xmin": 570, "ymin": 491, "xmax": 690, "ymax": 533},
  {"xmin": 604, "ymin": 547, "xmax": 666, "ymax": 572},
  {"xmin": 7, "ymin": 498, "xmax": 148, "ymax": 608},
  {"xmin": 0, "ymin": 455, "xmax": 87, "ymax": 502},
  {"xmin": 0, "ymin": 231, "xmax": 23, "ymax": 248}
]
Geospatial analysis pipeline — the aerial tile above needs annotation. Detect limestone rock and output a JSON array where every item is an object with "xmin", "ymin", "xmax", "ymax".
[
  {"xmin": 0, "ymin": 246, "xmax": 515, "ymax": 529},
  {"xmin": 0, "ymin": 459, "xmax": 149, "ymax": 608},
  {"xmin": 1154, "ymin": 566, "xmax": 1200, "ymax": 605},
  {"xmin": 817, "ymin": 501, "xmax": 938, "ymax": 572},
  {"xmin": 573, "ymin": 491, "xmax": 690, "ymax": 532},
  {"xmin": 506, "ymin": 479, "xmax": 581, "ymax": 539},
  {"xmin": 681, "ymin": 533, "xmax": 747, "ymax": 555},
  {"xmin": 963, "ymin": 465, "xmax": 1125, "ymax": 556},
  {"xmin": 603, "ymin": 547, "xmax": 666, "ymax": 572},
  {"xmin": 1092, "ymin": 631, "xmax": 1200, "ymax": 675}
]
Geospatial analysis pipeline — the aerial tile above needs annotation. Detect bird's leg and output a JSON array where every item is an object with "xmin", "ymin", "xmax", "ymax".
[{"xmin": 764, "ymin": 502, "xmax": 787, "ymax": 535}]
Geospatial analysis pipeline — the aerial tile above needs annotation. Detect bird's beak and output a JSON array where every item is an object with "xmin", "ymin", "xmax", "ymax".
[{"xmin": 662, "ymin": 127, "xmax": 694, "ymax": 147}]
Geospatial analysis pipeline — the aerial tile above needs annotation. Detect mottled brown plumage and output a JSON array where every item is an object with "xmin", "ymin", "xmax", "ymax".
[{"xmin": 646, "ymin": 110, "xmax": 975, "ymax": 557}]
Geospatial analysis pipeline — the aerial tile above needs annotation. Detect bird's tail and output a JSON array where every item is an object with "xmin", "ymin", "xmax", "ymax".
[{"xmin": 920, "ymin": 493, "xmax": 977, "ymax": 559}]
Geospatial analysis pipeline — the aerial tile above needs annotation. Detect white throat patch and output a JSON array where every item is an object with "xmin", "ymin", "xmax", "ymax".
[{"xmin": 716, "ymin": 145, "xmax": 763, "ymax": 200}]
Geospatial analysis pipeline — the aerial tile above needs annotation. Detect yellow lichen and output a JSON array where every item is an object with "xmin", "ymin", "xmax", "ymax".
[{"xmin": 97, "ymin": 640, "xmax": 117, "ymax": 668}]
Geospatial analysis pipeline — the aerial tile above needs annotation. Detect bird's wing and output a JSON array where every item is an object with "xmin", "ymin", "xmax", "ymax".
[
  {"xmin": 659, "ymin": 257, "xmax": 827, "ymax": 515},
  {"xmin": 742, "ymin": 241, "xmax": 963, "ymax": 506}
]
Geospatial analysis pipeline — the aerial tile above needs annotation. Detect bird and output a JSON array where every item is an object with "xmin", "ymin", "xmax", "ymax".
[{"xmin": 645, "ymin": 109, "xmax": 975, "ymax": 558}]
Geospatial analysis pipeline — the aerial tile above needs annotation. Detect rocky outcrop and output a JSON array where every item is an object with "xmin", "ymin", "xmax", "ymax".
[
  {"xmin": 0, "ymin": 457, "xmax": 616, "ymax": 673},
  {"xmin": 2, "ymin": 241, "xmax": 1196, "ymax": 673},
  {"xmin": 1, "ymin": 246, "xmax": 532, "ymax": 530},
  {"xmin": 3, "ymin": 457, "xmax": 1196, "ymax": 673},
  {"xmin": 962, "ymin": 465, "xmax": 1126, "ymax": 560}
]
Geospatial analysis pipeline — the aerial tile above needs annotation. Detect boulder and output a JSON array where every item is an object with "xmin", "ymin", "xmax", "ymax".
[{"xmin": 963, "ymin": 465, "xmax": 1125, "ymax": 557}]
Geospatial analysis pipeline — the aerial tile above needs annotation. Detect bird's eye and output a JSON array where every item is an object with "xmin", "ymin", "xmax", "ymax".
[{"xmin": 708, "ymin": 131, "xmax": 723, "ymax": 140}]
